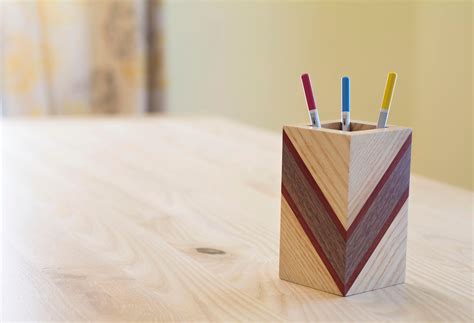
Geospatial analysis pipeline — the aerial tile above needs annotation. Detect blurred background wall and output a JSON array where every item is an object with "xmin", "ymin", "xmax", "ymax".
[
  {"xmin": 1, "ymin": 1, "xmax": 472, "ymax": 190},
  {"xmin": 164, "ymin": 1, "xmax": 473, "ymax": 190}
]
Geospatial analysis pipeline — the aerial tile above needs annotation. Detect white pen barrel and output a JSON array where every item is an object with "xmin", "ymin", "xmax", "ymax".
[
  {"xmin": 377, "ymin": 110, "xmax": 389, "ymax": 128},
  {"xmin": 309, "ymin": 109, "xmax": 321, "ymax": 128},
  {"xmin": 341, "ymin": 112, "xmax": 350, "ymax": 131}
]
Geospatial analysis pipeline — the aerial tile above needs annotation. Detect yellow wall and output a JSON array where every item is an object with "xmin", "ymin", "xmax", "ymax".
[
  {"xmin": 409, "ymin": 3, "xmax": 472, "ymax": 191},
  {"xmin": 164, "ymin": 1, "xmax": 473, "ymax": 190}
]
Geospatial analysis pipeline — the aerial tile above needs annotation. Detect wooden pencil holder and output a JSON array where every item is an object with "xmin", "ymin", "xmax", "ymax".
[{"xmin": 279, "ymin": 120, "xmax": 412, "ymax": 296}]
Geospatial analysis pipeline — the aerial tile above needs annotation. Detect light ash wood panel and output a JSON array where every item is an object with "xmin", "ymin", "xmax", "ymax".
[
  {"xmin": 345, "ymin": 139, "xmax": 411, "ymax": 285},
  {"xmin": 2, "ymin": 117, "xmax": 473, "ymax": 321},
  {"xmin": 283, "ymin": 126, "xmax": 351, "ymax": 229},
  {"xmin": 348, "ymin": 128, "xmax": 412, "ymax": 227},
  {"xmin": 281, "ymin": 138, "xmax": 346, "ymax": 283},
  {"xmin": 279, "ymin": 196, "xmax": 341, "ymax": 295},
  {"xmin": 347, "ymin": 200, "xmax": 408, "ymax": 296}
]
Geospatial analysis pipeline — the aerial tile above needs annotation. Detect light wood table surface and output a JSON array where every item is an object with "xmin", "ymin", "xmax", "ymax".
[{"xmin": 2, "ymin": 117, "xmax": 473, "ymax": 321}]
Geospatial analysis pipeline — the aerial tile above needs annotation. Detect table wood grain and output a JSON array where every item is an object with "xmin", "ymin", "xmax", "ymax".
[{"xmin": 1, "ymin": 116, "xmax": 473, "ymax": 321}]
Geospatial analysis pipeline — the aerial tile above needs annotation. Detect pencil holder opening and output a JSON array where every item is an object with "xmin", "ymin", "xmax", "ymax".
[{"xmin": 320, "ymin": 121, "xmax": 377, "ymax": 132}]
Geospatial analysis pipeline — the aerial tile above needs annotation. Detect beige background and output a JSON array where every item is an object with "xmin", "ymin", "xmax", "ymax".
[{"xmin": 163, "ymin": 1, "xmax": 472, "ymax": 190}]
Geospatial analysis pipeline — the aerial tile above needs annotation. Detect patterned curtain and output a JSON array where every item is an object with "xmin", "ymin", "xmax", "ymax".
[{"xmin": 2, "ymin": 0, "xmax": 164, "ymax": 116}]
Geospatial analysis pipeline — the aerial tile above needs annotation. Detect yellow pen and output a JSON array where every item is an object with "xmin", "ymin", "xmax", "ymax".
[{"xmin": 377, "ymin": 72, "xmax": 397, "ymax": 128}]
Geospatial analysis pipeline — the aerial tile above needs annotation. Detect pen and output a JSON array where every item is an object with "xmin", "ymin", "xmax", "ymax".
[
  {"xmin": 301, "ymin": 73, "xmax": 321, "ymax": 128},
  {"xmin": 341, "ymin": 76, "xmax": 350, "ymax": 131},
  {"xmin": 377, "ymin": 72, "xmax": 397, "ymax": 128}
]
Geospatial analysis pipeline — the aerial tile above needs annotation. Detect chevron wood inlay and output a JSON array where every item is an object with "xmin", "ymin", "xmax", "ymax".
[
  {"xmin": 346, "ymin": 200, "xmax": 408, "ymax": 296},
  {"xmin": 283, "ymin": 126, "xmax": 350, "ymax": 229},
  {"xmin": 279, "ymin": 122, "xmax": 412, "ymax": 296},
  {"xmin": 282, "ymin": 135, "xmax": 346, "ymax": 281},
  {"xmin": 345, "ymin": 136, "xmax": 411, "ymax": 282},
  {"xmin": 348, "ymin": 128, "xmax": 412, "ymax": 228},
  {"xmin": 279, "ymin": 196, "xmax": 341, "ymax": 296}
]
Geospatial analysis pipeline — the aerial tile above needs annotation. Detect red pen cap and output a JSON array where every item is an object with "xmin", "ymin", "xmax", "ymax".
[{"xmin": 301, "ymin": 73, "xmax": 317, "ymax": 111}]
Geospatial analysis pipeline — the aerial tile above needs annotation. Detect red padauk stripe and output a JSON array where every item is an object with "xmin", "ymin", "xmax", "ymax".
[
  {"xmin": 346, "ymin": 133, "xmax": 412, "ymax": 238},
  {"xmin": 282, "ymin": 130, "xmax": 347, "ymax": 239},
  {"xmin": 345, "ymin": 187, "xmax": 409, "ymax": 294},
  {"xmin": 282, "ymin": 184, "xmax": 345, "ymax": 295},
  {"xmin": 301, "ymin": 74, "xmax": 317, "ymax": 110}
]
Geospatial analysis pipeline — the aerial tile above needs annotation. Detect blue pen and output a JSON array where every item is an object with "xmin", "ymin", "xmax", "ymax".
[{"xmin": 341, "ymin": 76, "xmax": 350, "ymax": 131}]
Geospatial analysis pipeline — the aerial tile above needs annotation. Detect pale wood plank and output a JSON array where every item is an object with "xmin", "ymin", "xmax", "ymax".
[
  {"xmin": 347, "ymin": 200, "xmax": 408, "ymax": 296},
  {"xmin": 1, "ymin": 116, "xmax": 472, "ymax": 321},
  {"xmin": 284, "ymin": 125, "xmax": 351, "ymax": 229},
  {"xmin": 348, "ymin": 127, "xmax": 411, "ymax": 227},
  {"xmin": 279, "ymin": 196, "xmax": 341, "ymax": 295}
]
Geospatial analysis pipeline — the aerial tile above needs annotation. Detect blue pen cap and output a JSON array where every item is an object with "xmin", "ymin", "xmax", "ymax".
[{"xmin": 342, "ymin": 76, "xmax": 350, "ymax": 112}]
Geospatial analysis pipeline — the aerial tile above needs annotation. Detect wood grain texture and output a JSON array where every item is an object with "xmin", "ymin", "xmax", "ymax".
[
  {"xmin": 279, "ymin": 196, "xmax": 341, "ymax": 296},
  {"xmin": 346, "ymin": 135, "xmax": 412, "ymax": 284},
  {"xmin": 347, "ymin": 200, "xmax": 408, "ymax": 296},
  {"xmin": 281, "ymin": 133, "xmax": 346, "ymax": 283},
  {"xmin": 348, "ymin": 127, "xmax": 412, "ymax": 227},
  {"xmin": 281, "ymin": 185, "xmax": 345, "ymax": 294},
  {"xmin": 283, "ymin": 126, "xmax": 351, "ymax": 229},
  {"xmin": 2, "ymin": 116, "xmax": 473, "ymax": 321}
]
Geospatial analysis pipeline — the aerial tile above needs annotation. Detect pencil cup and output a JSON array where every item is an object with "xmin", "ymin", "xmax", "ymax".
[{"xmin": 279, "ymin": 121, "xmax": 412, "ymax": 296}]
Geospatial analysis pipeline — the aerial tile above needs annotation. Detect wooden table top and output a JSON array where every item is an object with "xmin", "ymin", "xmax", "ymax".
[{"xmin": 2, "ymin": 116, "xmax": 473, "ymax": 321}]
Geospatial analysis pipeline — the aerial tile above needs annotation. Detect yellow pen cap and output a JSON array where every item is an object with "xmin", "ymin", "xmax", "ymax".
[{"xmin": 381, "ymin": 72, "xmax": 397, "ymax": 110}]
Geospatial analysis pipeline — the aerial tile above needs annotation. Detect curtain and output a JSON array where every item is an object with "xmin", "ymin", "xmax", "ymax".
[{"xmin": 2, "ymin": 0, "xmax": 164, "ymax": 116}]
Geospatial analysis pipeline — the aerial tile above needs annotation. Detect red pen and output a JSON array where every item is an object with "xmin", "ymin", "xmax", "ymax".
[{"xmin": 301, "ymin": 73, "xmax": 321, "ymax": 128}]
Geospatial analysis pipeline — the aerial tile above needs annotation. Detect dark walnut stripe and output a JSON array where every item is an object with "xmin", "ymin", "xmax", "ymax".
[
  {"xmin": 282, "ymin": 130, "xmax": 347, "ymax": 239},
  {"xmin": 282, "ymin": 137, "xmax": 346, "ymax": 282},
  {"xmin": 345, "ymin": 138, "xmax": 412, "ymax": 283},
  {"xmin": 347, "ymin": 134, "xmax": 413, "ymax": 237},
  {"xmin": 281, "ymin": 186, "xmax": 345, "ymax": 295}
]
